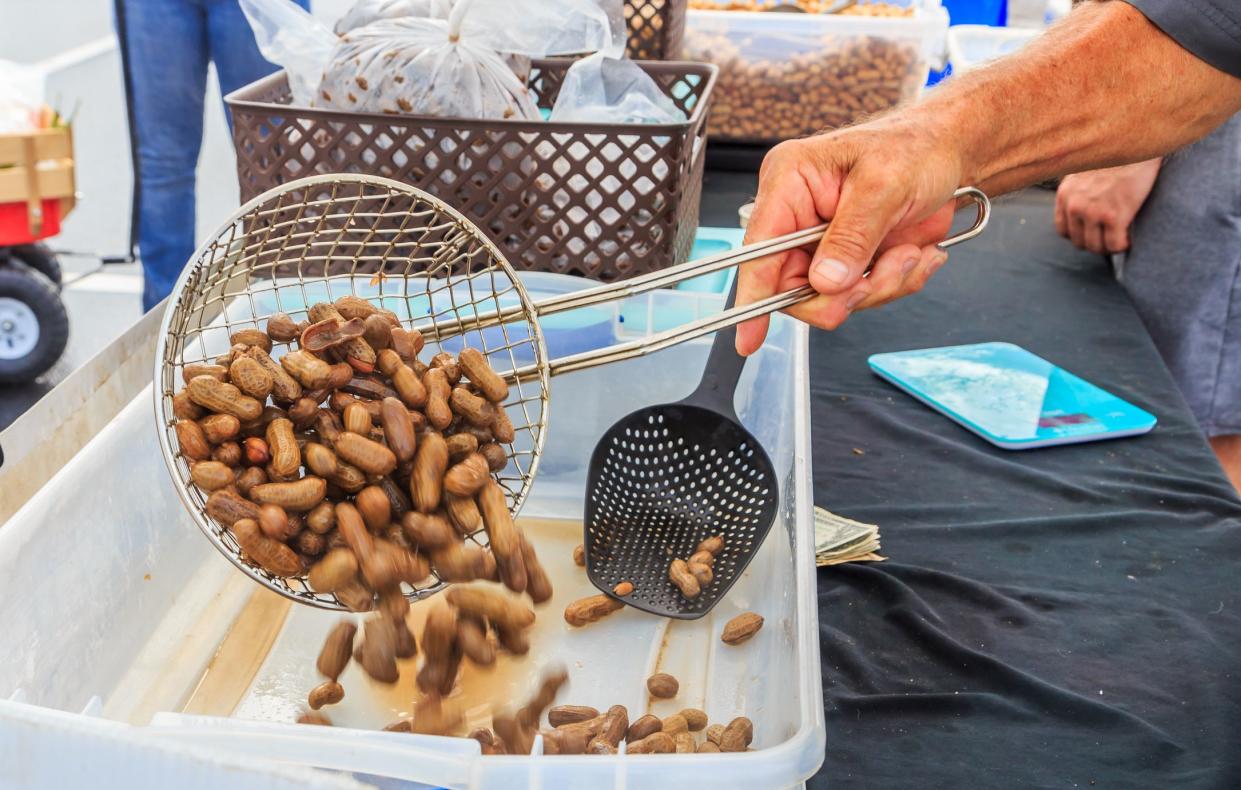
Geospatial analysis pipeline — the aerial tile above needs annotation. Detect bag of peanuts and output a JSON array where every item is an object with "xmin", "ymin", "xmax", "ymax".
[{"xmin": 333, "ymin": 0, "xmax": 450, "ymax": 35}]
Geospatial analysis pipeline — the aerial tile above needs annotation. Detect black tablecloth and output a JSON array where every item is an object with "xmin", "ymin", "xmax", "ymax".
[{"xmin": 700, "ymin": 171, "xmax": 1241, "ymax": 789}]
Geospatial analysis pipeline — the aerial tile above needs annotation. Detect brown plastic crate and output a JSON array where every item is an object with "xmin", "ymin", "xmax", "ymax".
[
  {"xmin": 625, "ymin": 0, "xmax": 687, "ymax": 59},
  {"xmin": 226, "ymin": 59, "xmax": 714, "ymax": 282}
]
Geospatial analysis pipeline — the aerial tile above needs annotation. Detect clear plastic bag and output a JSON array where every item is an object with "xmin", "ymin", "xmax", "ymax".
[
  {"xmin": 0, "ymin": 59, "xmax": 45, "ymax": 133},
  {"xmin": 239, "ymin": 0, "xmax": 337, "ymax": 107},
  {"xmin": 549, "ymin": 51, "xmax": 685, "ymax": 124},
  {"xmin": 332, "ymin": 0, "xmax": 450, "ymax": 35}
]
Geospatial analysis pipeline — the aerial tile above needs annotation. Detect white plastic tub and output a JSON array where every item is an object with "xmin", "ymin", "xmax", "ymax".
[
  {"xmin": 947, "ymin": 24, "xmax": 1042, "ymax": 73},
  {"xmin": 684, "ymin": 0, "xmax": 948, "ymax": 142},
  {"xmin": 0, "ymin": 275, "xmax": 822, "ymax": 788}
]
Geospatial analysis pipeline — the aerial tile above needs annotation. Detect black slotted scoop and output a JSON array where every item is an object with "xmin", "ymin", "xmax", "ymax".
[{"xmin": 583, "ymin": 280, "xmax": 780, "ymax": 619}]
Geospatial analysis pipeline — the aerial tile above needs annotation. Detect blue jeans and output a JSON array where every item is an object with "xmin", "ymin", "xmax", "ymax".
[{"xmin": 118, "ymin": 0, "xmax": 307, "ymax": 312}]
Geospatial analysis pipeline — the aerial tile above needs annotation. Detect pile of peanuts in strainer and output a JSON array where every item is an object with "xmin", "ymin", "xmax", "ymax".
[{"xmin": 683, "ymin": 0, "xmax": 924, "ymax": 142}]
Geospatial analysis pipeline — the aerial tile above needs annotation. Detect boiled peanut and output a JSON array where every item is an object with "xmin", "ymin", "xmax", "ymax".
[
  {"xmin": 303, "ymin": 442, "xmax": 339, "ymax": 479},
  {"xmin": 199, "ymin": 413, "xmax": 241, "ymax": 444},
  {"xmin": 176, "ymin": 419, "xmax": 211, "ymax": 461},
  {"xmin": 172, "ymin": 390, "xmax": 203, "ymax": 420},
  {"xmin": 627, "ymin": 714, "xmax": 662, "ymax": 743},
  {"xmin": 376, "ymin": 398, "xmax": 415, "ymax": 465},
  {"xmin": 233, "ymin": 518, "xmax": 303, "ymax": 577},
  {"xmin": 589, "ymin": 740, "xmax": 617, "ymax": 755},
  {"xmin": 688, "ymin": 549, "xmax": 715, "ymax": 568},
  {"xmin": 444, "ymin": 494, "xmax": 482, "ymax": 535},
  {"xmin": 331, "ymin": 460, "xmax": 369, "ymax": 493},
  {"xmin": 229, "ymin": 356, "xmax": 273, "ymax": 400},
  {"xmin": 375, "ymin": 348, "xmax": 402, "ymax": 377},
  {"xmin": 493, "ymin": 621, "xmax": 529, "ymax": 655},
  {"xmin": 428, "ymin": 351, "xmax": 459, "ymax": 384},
  {"xmin": 457, "ymin": 347, "xmax": 508, "ymax": 403},
  {"xmin": 266, "ymin": 312, "xmax": 300, "ymax": 342},
  {"xmin": 674, "ymin": 732, "xmax": 696, "ymax": 753},
  {"xmin": 443, "ymin": 453, "xmax": 489, "ymax": 497},
  {"xmin": 182, "ymin": 363, "xmax": 228, "ymax": 384},
  {"xmin": 696, "ymin": 535, "xmax": 724, "ymax": 555},
  {"xmin": 335, "ymin": 579, "xmax": 375, "ymax": 612},
  {"xmin": 401, "ymin": 511, "xmax": 456, "ymax": 550},
  {"xmin": 362, "ymin": 313, "xmax": 392, "ymax": 350},
  {"xmin": 230, "ymin": 327, "xmax": 273, "ymax": 353},
  {"xmin": 342, "ymin": 401, "xmax": 372, "ymax": 435},
  {"xmin": 314, "ymin": 409, "xmax": 342, "ymax": 444},
  {"xmin": 342, "ymin": 337, "xmax": 377, "ymax": 373},
  {"xmin": 235, "ymin": 466, "xmax": 267, "ymax": 497},
  {"xmin": 392, "ymin": 363, "xmax": 428, "ymax": 408},
  {"xmin": 449, "ymin": 387, "xmax": 492, "ymax": 428},
  {"xmin": 445, "ymin": 432, "xmax": 478, "ymax": 462},
  {"xmin": 386, "ymin": 719, "xmax": 413, "ymax": 733},
  {"xmin": 190, "ymin": 460, "xmax": 234, "ymax": 491},
  {"xmin": 308, "ymin": 548, "xmax": 359, "ymax": 592},
  {"xmin": 213, "ymin": 441, "xmax": 242, "ymax": 467},
  {"xmin": 520, "ymin": 534, "xmax": 553, "ymax": 604},
  {"xmin": 316, "ymin": 619, "xmax": 356, "ymax": 679},
  {"xmin": 250, "ymin": 476, "xmax": 326, "ymax": 511},
  {"xmin": 358, "ymin": 616, "xmax": 399, "ymax": 683},
  {"xmin": 549, "ymin": 705, "xmax": 599, "ymax": 727},
  {"xmin": 564, "ymin": 594, "xmax": 623, "ymax": 627},
  {"xmin": 705, "ymin": 724, "xmax": 725, "ymax": 745},
  {"xmin": 446, "ymin": 585, "xmax": 535, "ymax": 631},
  {"xmin": 428, "ymin": 541, "xmax": 489, "ymax": 582},
  {"xmin": 206, "ymin": 489, "xmax": 261, "ymax": 526},
  {"xmin": 688, "ymin": 561, "xmax": 713, "ymax": 588},
  {"xmin": 288, "ymin": 397, "xmax": 319, "ymax": 429},
  {"xmin": 646, "ymin": 672, "xmax": 678, "ymax": 699},
  {"xmin": 334, "ymin": 295, "xmax": 377, "ymax": 321},
  {"xmin": 721, "ymin": 612, "xmax": 764, "ymax": 645},
  {"xmin": 334, "ymin": 431, "xmax": 397, "ymax": 476},
  {"xmin": 297, "ymin": 529, "xmax": 326, "ymax": 556},
  {"xmin": 479, "ymin": 480, "xmax": 525, "ymax": 593},
  {"xmin": 300, "ymin": 317, "xmax": 366, "ymax": 352},
  {"xmin": 662, "ymin": 713, "xmax": 689, "ymax": 735},
  {"xmin": 680, "ymin": 708, "xmax": 708, "ymax": 732},
  {"xmin": 327, "ymin": 362, "xmax": 354, "ymax": 390},
  {"xmin": 720, "ymin": 716, "xmax": 753, "ymax": 752},
  {"xmin": 378, "ymin": 475, "xmax": 413, "ymax": 519},
  {"xmin": 457, "ymin": 617, "xmax": 495, "ymax": 666},
  {"xmin": 490, "ymin": 406, "xmax": 516, "ymax": 444},
  {"xmin": 628, "ymin": 731, "xmax": 674, "ymax": 754},
  {"xmin": 411, "ymin": 693, "xmax": 462, "ymax": 736},
  {"xmin": 248, "ymin": 347, "xmax": 302, "ymax": 402},
  {"xmin": 410, "ymin": 431, "xmax": 448, "ymax": 512},
  {"xmin": 421, "ymin": 604, "xmax": 458, "ymax": 665},
  {"xmin": 698, "ymin": 741, "xmax": 721, "ymax": 753},
  {"xmin": 573, "ymin": 544, "xmax": 585, "ymax": 566},
  {"xmin": 308, "ymin": 680, "xmax": 344, "ymax": 710},
  {"xmin": 542, "ymin": 727, "xmax": 589, "ymax": 755},
  {"xmin": 389, "ymin": 326, "xmax": 424, "ymax": 361},
  {"xmin": 281, "ymin": 350, "xmax": 332, "ymax": 389},
  {"xmin": 355, "ymin": 485, "xmax": 391, "ymax": 531},
  {"xmin": 306, "ymin": 501, "xmax": 335, "ymax": 534},
  {"xmin": 187, "ymin": 375, "xmax": 263, "ymax": 421},
  {"xmin": 479, "ymin": 442, "xmax": 508, "ymax": 472},
  {"xmin": 613, "ymin": 580, "xmax": 634, "ymax": 597},
  {"xmin": 258, "ymin": 503, "xmax": 299, "ymax": 541},
  {"xmin": 297, "ymin": 711, "xmax": 331, "ymax": 726},
  {"xmin": 669, "ymin": 559, "xmax": 700, "ymax": 599},
  {"xmin": 265, "ymin": 418, "xmax": 301, "ymax": 478}
]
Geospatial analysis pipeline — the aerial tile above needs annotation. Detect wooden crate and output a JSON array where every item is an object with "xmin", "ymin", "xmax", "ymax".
[{"xmin": 0, "ymin": 126, "xmax": 76, "ymax": 240}]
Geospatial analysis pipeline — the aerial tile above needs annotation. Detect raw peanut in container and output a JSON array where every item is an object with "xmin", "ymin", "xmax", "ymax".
[
  {"xmin": 564, "ymin": 593, "xmax": 623, "ymax": 627},
  {"xmin": 248, "ymin": 347, "xmax": 302, "ymax": 402},
  {"xmin": 380, "ymin": 397, "xmax": 417, "ymax": 463},
  {"xmin": 297, "ymin": 530, "xmax": 326, "ymax": 557},
  {"xmin": 206, "ymin": 489, "xmax": 261, "ymax": 526},
  {"xmin": 722, "ymin": 612, "xmax": 765, "ymax": 645},
  {"xmin": 443, "ymin": 453, "xmax": 489, "ymax": 497},
  {"xmin": 182, "ymin": 363, "xmax": 228, "ymax": 384},
  {"xmin": 342, "ymin": 401, "xmax": 373, "ymax": 435},
  {"xmin": 334, "ymin": 431, "xmax": 397, "ymax": 476},
  {"xmin": 627, "ymin": 714, "xmax": 662, "ymax": 743},
  {"xmin": 250, "ymin": 476, "xmax": 327, "ymax": 511},
  {"xmin": 230, "ymin": 327, "xmax": 273, "ymax": 353},
  {"xmin": 720, "ymin": 716, "xmax": 754, "ymax": 752},
  {"xmin": 281, "ymin": 350, "xmax": 333, "ymax": 389},
  {"xmin": 235, "ymin": 466, "xmax": 267, "ymax": 497},
  {"xmin": 190, "ymin": 461, "xmax": 234, "ymax": 491},
  {"xmin": 362, "ymin": 313, "xmax": 392, "ymax": 350},
  {"xmin": 669, "ymin": 559, "xmax": 701, "ymax": 599},
  {"xmin": 444, "ymin": 493, "xmax": 482, "ymax": 535},
  {"xmin": 308, "ymin": 680, "xmax": 344, "ymax": 710},
  {"xmin": 401, "ymin": 511, "xmax": 456, "ymax": 550},
  {"xmin": 172, "ymin": 390, "xmax": 203, "ymax": 420},
  {"xmin": 445, "ymin": 432, "xmax": 478, "ymax": 462},
  {"xmin": 698, "ymin": 741, "xmax": 721, "ymax": 753},
  {"xmin": 680, "ymin": 708, "xmax": 708, "ymax": 732},
  {"xmin": 662, "ymin": 713, "xmax": 688, "ymax": 735},
  {"xmin": 520, "ymin": 534, "xmax": 554, "ymax": 604},
  {"xmin": 358, "ymin": 616, "xmax": 399, "ymax": 683},
  {"xmin": 573, "ymin": 544, "xmax": 585, "ymax": 567},
  {"xmin": 334, "ymin": 295, "xmax": 377, "ymax": 321},
  {"xmin": 199, "ymin": 413, "xmax": 241, "ymax": 444},
  {"xmin": 316, "ymin": 620, "xmax": 356, "ymax": 679},
  {"xmin": 478, "ymin": 481, "xmax": 526, "ymax": 593},
  {"xmin": 266, "ymin": 418, "xmax": 301, "ymax": 478},
  {"xmin": 258, "ymin": 503, "xmax": 298, "ymax": 541},
  {"xmin": 456, "ymin": 615, "xmax": 495, "ymax": 666},
  {"xmin": 646, "ymin": 672, "xmax": 679, "ymax": 699},
  {"xmin": 446, "ymin": 585, "xmax": 535, "ymax": 631},
  {"xmin": 176, "ymin": 419, "xmax": 212, "ymax": 461},
  {"xmin": 355, "ymin": 485, "xmax": 392, "ymax": 531},
  {"xmin": 213, "ymin": 441, "xmax": 242, "ymax": 467},
  {"xmin": 449, "ymin": 387, "xmax": 493, "ymax": 428},
  {"xmin": 300, "ymin": 317, "xmax": 366, "ymax": 352},
  {"xmin": 478, "ymin": 442, "xmax": 508, "ymax": 472},
  {"xmin": 430, "ymin": 352, "xmax": 460, "ymax": 385},
  {"xmin": 187, "ymin": 375, "xmax": 263, "ymax": 421},
  {"xmin": 233, "ymin": 518, "xmax": 303, "ymax": 577},
  {"xmin": 308, "ymin": 548, "xmax": 359, "ymax": 592},
  {"xmin": 491, "ymin": 407, "xmax": 516, "ymax": 444},
  {"xmin": 229, "ymin": 356, "xmax": 274, "ymax": 400},
  {"xmin": 628, "ymin": 731, "xmax": 675, "ymax": 754},
  {"xmin": 423, "ymin": 368, "xmax": 453, "ymax": 430},
  {"xmin": 705, "ymin": 723, "xmax": 725, "ymax": 745},
  {"xmin": 457, "ymin": 347, "xmax": 509, "ymax": 403},
  {"xmin": 688, "ymin": 561, "xmax": 714, "ymax": 588},
  {"xmin": 674, "ymin": 732, "xmax": 696, "ymax": 753},
  {"xmin": 549, "ymin": 705, "xmax": 599, "ymax": 727},
  {"xmin": 266, "ymin": 312, "xmax": 300, "ymax": 342},
  {"xmin": 411, "ymin": 431, "xmax": 448, "ymax": 512},
  {"xmin": 297, "ymin": 711, "xmax": 331, "ymax": 726},
  {"xmin": 613, "ymin": 580, "xmax": 634, "ymax": 597}
]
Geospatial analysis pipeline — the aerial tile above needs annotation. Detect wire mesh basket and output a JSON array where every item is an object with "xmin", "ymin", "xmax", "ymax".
[
  {"xmin": 226, "ymin": 58, "xmax": 715, "ymax": 284},
  {"xmin": 624, "ymin": 0, "xmax": 688, "ymax": 59}
]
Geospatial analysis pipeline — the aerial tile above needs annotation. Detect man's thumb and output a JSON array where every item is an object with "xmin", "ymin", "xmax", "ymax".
[{"xmin": 807, "ymin": 182, "xmax": 900, "ymax": 295}]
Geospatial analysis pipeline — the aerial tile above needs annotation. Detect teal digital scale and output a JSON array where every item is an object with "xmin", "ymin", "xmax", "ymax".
[{"xmin": 869, "ymin": 342, "xmax": 1157, "ymax": 450}]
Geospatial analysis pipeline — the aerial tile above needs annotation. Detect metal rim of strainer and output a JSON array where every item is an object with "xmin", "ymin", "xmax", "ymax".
[{"xmin": 153, "ymin": 174, "xmax": 552, "ymax": 610}]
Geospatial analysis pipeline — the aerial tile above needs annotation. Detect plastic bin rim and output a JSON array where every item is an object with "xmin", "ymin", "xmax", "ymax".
[
  {"xmin": 687, "ymin": 1, "xmax": 942, "ymax": 29},
  {"xmin": 224, "ymin": 60, "xmax": 720, "ymax": 135}
]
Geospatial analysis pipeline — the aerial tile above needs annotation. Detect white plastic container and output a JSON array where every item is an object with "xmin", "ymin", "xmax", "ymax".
[
  {"xmin": 947, "ymin": 24, "xmax": 1042, "ymax": 73},
  {"xmin": 0, "ymin": 275, "xmax": 823, "ymax": 789},
  {"xmin": 684, "ymin": 0, "xmax": 948, "ymax": 142}
]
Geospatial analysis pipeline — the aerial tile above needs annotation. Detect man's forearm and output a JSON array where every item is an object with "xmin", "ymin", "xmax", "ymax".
[{"xmin": 913, "ymin": 1, "xmax": 1241, "ymax": 196}]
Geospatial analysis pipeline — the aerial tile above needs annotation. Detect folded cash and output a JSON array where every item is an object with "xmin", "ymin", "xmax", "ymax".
[{"xmin": 814, "ymin": 507, "xmax": 884, "ymax": 567}]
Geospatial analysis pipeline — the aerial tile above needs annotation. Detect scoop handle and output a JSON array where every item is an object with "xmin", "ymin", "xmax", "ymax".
[{"xmin": 681, "ymin": 277, "xmax": 745, "ymax": 416}]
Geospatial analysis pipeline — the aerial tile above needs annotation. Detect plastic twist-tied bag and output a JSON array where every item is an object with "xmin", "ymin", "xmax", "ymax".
[{"xmin": 333, "ymin": 0, "xmax": 450, "ymax": 35}]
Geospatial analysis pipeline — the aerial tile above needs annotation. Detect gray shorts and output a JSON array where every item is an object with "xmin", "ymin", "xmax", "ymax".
[{"xmin": 1121, "ymin": 112, "xmax": 1241, "ymax": 438}]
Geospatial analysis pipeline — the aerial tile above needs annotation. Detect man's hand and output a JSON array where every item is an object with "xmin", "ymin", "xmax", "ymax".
[
  {"xmin": 1054, "ymin": 159, "xmax": 1162, "ymax": 254},
  {"xmin": 735, "ymin": 118, "xmax": 965, "ymax": 356}
]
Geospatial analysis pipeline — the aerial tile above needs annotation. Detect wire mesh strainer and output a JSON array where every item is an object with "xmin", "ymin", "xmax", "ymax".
[{"xmin": 155, "ymin": 174, "xmax": 990, "ymax": 610}]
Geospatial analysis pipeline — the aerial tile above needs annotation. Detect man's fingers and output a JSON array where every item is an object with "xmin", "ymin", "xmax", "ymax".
[
  {"xmin": 1068, "ymin": 213, "xmax": 1087, "ymax": 250},
  {"xmin": 848, "ymin": 243, "xmax": 923, "ymax": 311},
  {"xmin": 735, "ymin": 248, "xmax": 811, "ymax": 356},
  {"xmin": 807, "ymin": 175, "xmax": 904, "ymax": 295},
  {"xmin": 1083, "ymin": 221, "xmax": 1106, "ymax": 255},
  {"xmin": 1103, "ymin": 222, "xmax": 1130, "ymax": 253},
  {"xmin": 1054, "ymin": 192, "xmax": 1069, "ymax": 238}
]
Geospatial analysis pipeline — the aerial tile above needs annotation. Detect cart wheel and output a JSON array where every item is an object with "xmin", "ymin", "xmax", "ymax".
[
  {"xmin": 9, "ymin": 243, "xmax": 63, "ymax": 287},
  {"xmin": 0, "ymin": 268, "xmax": 69, "ymax": 385}
]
